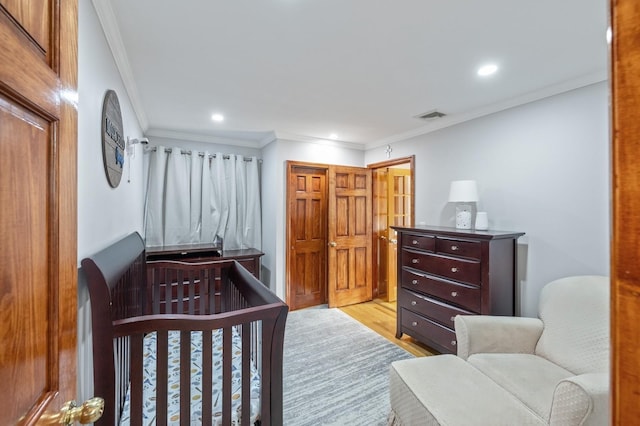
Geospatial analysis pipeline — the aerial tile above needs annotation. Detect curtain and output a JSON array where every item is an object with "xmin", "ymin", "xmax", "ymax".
[{"xmin": 143, "ymin": 146, "xmax": 261, "ymax": 250}]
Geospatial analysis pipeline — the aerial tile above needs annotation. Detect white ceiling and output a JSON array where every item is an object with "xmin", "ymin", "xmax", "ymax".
[{"xmin": 95, "ymin": 0, "xmax": 608, "ymax": 149}]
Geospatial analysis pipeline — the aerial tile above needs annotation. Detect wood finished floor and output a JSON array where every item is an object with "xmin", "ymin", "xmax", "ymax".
[{"xmin": 339, "ymin": 298, "xmax": 435, "ymax": 357}]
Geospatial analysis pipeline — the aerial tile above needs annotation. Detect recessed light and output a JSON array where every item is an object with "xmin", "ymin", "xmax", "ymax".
[
  {"xmin": 329, "ymin": 133, "xmax": 338, "ymax": 140},
  {"xmin": 477, "ymin": 64, "xmax": 498, "ymax": 77},
  {"xmin": 211, "ymin": 113, "xmax": 224, "ymax": 122}
]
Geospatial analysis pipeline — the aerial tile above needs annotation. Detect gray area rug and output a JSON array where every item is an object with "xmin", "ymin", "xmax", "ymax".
[{"xmin": 283, "ymin": 307, "xmax": 414, "ymax": 426}]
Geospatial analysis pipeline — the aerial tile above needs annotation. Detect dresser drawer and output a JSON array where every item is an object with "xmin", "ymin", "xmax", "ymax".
[
  {"xmin": 399, "ymin": 288, "xmax": 473, "ymax": 329},
  {"xmin": 401, "ymin": 309, "xmax": 458, "ymax": 353},
  {"xmin": 401, "ymin": 233, "xmax": 435, "ymax": 252},
  {"xmin": 432, "ymin": 255, "xmax": 480, "ymax": 284},
  {"xmin": 436, "ymin": 237, "xmax": 481, "ymax": 260},
  {"xmin": 403, "ymin": 250, "xmax": 480, "ymax": 285},
  {"xmin": 401, "ymin": 268, "xmax": 481, "ymax": 312}
]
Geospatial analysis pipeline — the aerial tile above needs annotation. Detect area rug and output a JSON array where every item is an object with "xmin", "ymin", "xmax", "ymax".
[{"xmin": 283, "ymin": 307, "xmax": 414, "ymax": 426}]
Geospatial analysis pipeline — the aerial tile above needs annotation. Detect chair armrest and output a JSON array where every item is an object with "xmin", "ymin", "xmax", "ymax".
[
  {"xmin": 454, "ymin": 315, "xmax": 544, "ymax": 360},
  {"xmin": 549, "ymin": 373, "xmax": 609, "ymax": 426}
]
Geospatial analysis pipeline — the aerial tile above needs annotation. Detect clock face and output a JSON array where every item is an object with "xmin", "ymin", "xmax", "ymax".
[{"xmin": 101, "ymin": 90, "xmax": 124, "ymax": 188}]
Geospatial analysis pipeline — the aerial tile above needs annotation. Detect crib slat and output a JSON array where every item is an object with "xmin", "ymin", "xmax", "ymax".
[
  {"xmin": 176, "ymin": 269, "xmax": 184, "ymax": 314},
  {"xmin": 242, "ymin": 322, "xmax": 250, "ymax": 426},
  {"xmin": 180, "ymin": 330, "xmax": 191, "ymax": 424},
  {"xmin": 200, "ymin": 268, "xmax": 207, "ymax": 314},
  {"xmin": 215, "ymin": 268, "xmax": 222, "ymax": 314},
  {"xmin": 202, "ymin": 330, "xmax": 213, "ymax": 426},
  {"xmin": 222, "ymin": 326, "xmax": 232, "ymax": 425},
  {"xmin": 157, "ymin": 330, "xmax": 169, "ymax": 426},
  {"xmin": 188, "ymin": 270, "xmax": 195, "ymax": 314},
  {"xmin": 130, "ymin": 334, "xmax": 144, "ymax": 426}
]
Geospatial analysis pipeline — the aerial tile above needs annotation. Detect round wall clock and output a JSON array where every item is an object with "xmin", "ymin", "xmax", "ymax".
[{"xmin": 101, "ymin": 90, "xmax": 125, "ymax": 188}]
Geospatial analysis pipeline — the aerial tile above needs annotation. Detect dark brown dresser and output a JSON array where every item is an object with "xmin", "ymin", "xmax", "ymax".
[
  {"xmin": 392, "ymin": 225, "xmax": 524, "ymax": 354},
  {"xmin": 146, "ymin": 243, "xmax": 264, "ymax": 279}
]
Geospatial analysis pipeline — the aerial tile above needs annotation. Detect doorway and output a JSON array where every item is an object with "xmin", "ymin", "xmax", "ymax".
[
  {"xmin": 370, "ymin": 156, "xmax": 415, "ymax": 302},
  {"xmin": 286, "ymin": 161, "xmax": 373, "ymax": 310},
  {"xmin": 285, "ymin": 158, "xmax": 413, "ymax": 311}
]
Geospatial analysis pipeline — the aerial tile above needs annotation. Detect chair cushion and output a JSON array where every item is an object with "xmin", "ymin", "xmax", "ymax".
[
  {"xmin": 390, "ymin": 355, "xmax": 546, "ymax": 426},
  {"xmin": 534, "ymin": 276, "xmax": 609, "ymax": 375},
  {"xmin": 468, "ymin": 353, "xmax": 574, "ymax": 421}
]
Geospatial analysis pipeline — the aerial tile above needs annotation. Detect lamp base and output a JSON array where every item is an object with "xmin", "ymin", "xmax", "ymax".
[{"xmin": 455, "ymin": 204, "xmax": 472, "ymax": 229}]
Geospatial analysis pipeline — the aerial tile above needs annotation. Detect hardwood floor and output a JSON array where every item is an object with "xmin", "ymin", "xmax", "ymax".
[{"xmin": 339, "ymin": 298, "xmax": 435, "ymax": 357}]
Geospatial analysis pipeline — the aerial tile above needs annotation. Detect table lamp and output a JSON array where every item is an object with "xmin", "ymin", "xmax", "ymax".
[{"xmin": 448, "ymin": 180, "xmax": 478, "ymax": 229}]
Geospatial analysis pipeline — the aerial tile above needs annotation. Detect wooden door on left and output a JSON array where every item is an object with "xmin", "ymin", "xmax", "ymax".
[
  {"xmin": 0, "ymin": 1, "xmax": 81, "ymax": 424},
  {"xmin": 286, "ymin": 164, "xmax": 328, "ymax": 310}
]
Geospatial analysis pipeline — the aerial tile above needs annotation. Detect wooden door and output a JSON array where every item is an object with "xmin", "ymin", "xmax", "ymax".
[
  {"xmin": 286, "ymin": 164, "xmax": 328, "ymax": 310},
  {"xmin": 0, "ymin": 1, "xmax": 79, "ymax": 424},
  {"xmin": 373, "ymin": 168, "xmax": 389, "ymax": 299},
  {"xmin": 328, "ymin": 166, "xmax": 372, "ymax": 307},
  {"xmin": 611, "ymin": 0, "xmax": 640, "ymax": 423},
  {"xmin": 371, "ymin": 158, "xmax": 414, "ymax": 302},
  {"xmin": 385, "ymin": 168, "xmax": 412, "ymax": 302}
]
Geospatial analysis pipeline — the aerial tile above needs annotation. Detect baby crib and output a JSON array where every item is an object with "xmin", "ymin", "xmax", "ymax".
[{"xmin": 82, "ymin": 232, "xmax": 288, "ymax": 426}]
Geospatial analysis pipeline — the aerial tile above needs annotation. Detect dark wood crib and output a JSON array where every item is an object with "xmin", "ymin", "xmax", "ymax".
[{"xmin": 81, "ymin": 232, "xmax": 288, "ymax": 426}]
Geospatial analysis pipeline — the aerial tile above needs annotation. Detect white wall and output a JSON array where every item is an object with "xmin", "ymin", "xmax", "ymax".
[
  {"xmin": 365, "ymin": 82, "xmax": 610, "ymax": 317},
  {"xmin": 77, "ymin": 0, "xmax": 146, "ymax": 402},
  {"xmin": 260, "ymin": 138, "xmax": 365, "ymax": 299}
]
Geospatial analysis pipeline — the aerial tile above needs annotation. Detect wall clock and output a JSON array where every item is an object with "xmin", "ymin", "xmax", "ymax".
[{"xmin": 101, "ymin": 89, "xmax": 125, "ymax": 188}]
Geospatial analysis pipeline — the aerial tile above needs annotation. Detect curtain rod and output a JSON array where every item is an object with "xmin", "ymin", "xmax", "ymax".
[{"xmin": 144, "ymin": 146, "xmax": 261, "ymax": 162}]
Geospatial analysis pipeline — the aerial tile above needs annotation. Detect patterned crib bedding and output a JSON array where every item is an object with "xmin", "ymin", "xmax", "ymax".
[{"xmin": 120, "ymin": 329, "xmax": 260, "ymax": 425}]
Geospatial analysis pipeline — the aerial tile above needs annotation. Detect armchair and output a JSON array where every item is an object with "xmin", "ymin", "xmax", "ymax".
[{"xmin": 388, "ymin": 275, "xmax": 609, "ymax": 426}]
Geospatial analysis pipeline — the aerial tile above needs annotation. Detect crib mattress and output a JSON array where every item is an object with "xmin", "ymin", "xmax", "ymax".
[{"xmin": 119, "ymin": 329, "xmax": 260, "ymax": 425}]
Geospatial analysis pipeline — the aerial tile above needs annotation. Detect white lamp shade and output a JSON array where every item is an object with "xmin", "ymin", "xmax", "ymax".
[{"xmin": 448, "ymin": 180, "xmax": 479, "ymax": 202}]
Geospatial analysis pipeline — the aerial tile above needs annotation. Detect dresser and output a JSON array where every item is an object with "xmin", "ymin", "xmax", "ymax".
[
  {"xmin": 392, "ymin": 225, "xmax": 525, "ymax": 354},
  {"xmin": 146, "ymin": 243, "xmax": 264, "ymax": 279}
]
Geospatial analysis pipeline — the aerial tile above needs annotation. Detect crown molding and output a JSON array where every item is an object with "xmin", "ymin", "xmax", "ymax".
[
  {"xmin": 365, "ymin": 71, "xmax": 608, "ymax": 150},
  {"xmin": 258, "ymin": 132, "xmax": 278, "ymax": 147},
  {"xmin": 274, "ymin": 131, "xmax": 367, "ymax": 151},
  {"xmin": 92, "ymin": 0, "xmax": 149, "ymax": 131},
  {"xmin": 145, "ymin": 128, "xmax": 270, "ymax": 149}
]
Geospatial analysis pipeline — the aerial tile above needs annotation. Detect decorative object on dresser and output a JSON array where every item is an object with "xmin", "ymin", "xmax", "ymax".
[
  {"xmin": 392, "ymin": 225, "xmax": 525, "ymax": 354},
  {"xmin": 448, "ymin": 180, "xmax": 479, "ymax": 229},
  {"xmin": 475, "ymin": 211, "xmax": 489, "ymax": 230}
]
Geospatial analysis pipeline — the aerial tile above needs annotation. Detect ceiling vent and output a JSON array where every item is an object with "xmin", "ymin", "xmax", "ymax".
[{"xmin": 414, "ymin": 110, "xmax": 446, "ymax": 120}]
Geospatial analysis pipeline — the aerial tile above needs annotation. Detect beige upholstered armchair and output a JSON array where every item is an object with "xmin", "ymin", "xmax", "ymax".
[{"xmin": 388, "ymin": 275, "xmax": 609, "ymax": 426}]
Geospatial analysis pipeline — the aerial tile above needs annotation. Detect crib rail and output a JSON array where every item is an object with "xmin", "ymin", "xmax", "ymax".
[{"xmin": 82, "ymin": 233, "xmax": 287, "ymax": 426}]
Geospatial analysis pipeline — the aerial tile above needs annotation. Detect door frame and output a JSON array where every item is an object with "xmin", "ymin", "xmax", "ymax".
[
  {"xmin": 611, "ymin": 0, "xmax": 640, "ymax": 422},
  {"xmin": 368, "ymin": 156, "xmax": 415, "ymax": 299}
]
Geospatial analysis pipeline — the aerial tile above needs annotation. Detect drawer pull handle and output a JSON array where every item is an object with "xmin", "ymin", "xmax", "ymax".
[
  {"xmin": 412, "ymin": 239, "xmax": 419, "ymax": 245},
  {"xmin": 451, "ymin": 291, "xmax": 458, "ymax": 297},
  {"xmin": 451, "ymin": 245, "xmax": 459, "ymax": 251},
  {"xmin": 411, "ymin": 301, "xmax": 417, "ymax": 306},
  {"xmin": 451, "ymin": 267, "xmax": 458, "ymax": 273},
  {"xmin": 412, "ymin": 258, "xmax": 419, "ymax": 264},
  {"xmin": 412, "ymin": 279, "xmax": 418, "ymax": 285},
  {"xmin": 451, "ymin": 340, "xmax": 457, "ymax": 346},
  {"xmin": 411, "ymin": 321, "xmax": 418, "ymax": 327}
]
